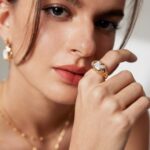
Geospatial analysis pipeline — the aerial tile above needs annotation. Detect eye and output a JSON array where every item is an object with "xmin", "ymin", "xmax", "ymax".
[
  {"xmin": 42, "ymin": 4, "xmax": 71, "ymax": 19},
  {"xmin": 94, "ymin": 19, "xmax": 119, "ymax": 32}
]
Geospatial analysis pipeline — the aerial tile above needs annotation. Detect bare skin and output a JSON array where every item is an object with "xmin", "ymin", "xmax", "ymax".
[
  {"xmin": 0, "ymin": 0, "xmax": 149, "ymax": 150},
  {"xmin": 70, "ymin": 50, "xmax": 150, "ymax": 150}
]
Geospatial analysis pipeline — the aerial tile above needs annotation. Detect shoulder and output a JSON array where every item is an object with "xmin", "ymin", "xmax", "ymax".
[{"xmin": 125, "ymin": 111, "xmax": 149, "ymax": 150}]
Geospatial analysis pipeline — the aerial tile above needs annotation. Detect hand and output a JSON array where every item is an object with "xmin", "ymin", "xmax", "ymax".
[{"xmin": 69, "ymin": 49, "xmax": 150, "ymax": 150}]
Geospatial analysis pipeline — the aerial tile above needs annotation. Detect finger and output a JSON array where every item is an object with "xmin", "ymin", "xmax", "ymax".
[
  {"xmin": 102, "ymin": 70, "xmax": 135, "ymax": 94},
  {"xmin": 100, "ymin": 49, "xmax": 137, "ymax": 75},
  {"xmin": 82, "ymin": 49, "xmax": 137, "ymax": 86},
  {"xmin": 123, "ymin": 96, "xmax": 150, "ymax": 125},
  {"xmin": 114, "ymin": 82, "xmax": 144, "ymax": 110},
  {"xmin": 81, "ymin": 69, "xmax": 105, "ymax": 88}
]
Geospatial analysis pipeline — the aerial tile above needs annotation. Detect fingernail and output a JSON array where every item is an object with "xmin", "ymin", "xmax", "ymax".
[{"xmin": 130, "ymin": 53, "xmax": 138, "ymax": 62}]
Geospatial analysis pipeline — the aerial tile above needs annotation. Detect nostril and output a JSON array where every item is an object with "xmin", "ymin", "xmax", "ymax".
[
  {"xmin": 70, "ymin": 48, "xmax": 87, "ymax": 58},
  {"xmin": 71, "ymin": 49, "xmax": 78, "ymax": 52},
  {"xmin": 70, "ymin": 49, "xmax": 81, "ymax": 56}
]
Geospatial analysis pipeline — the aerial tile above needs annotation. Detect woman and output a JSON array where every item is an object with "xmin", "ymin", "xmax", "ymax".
[{"xmin": 0, "ymin": 0, "xmax": 149, "ymax": 149}]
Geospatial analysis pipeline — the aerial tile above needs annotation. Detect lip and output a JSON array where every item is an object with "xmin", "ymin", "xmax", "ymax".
[{"xmin": 53, "ymin": 65, "xmax": 87, "ymax": 86}]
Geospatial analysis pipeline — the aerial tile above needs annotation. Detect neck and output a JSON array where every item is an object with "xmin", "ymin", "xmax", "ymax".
[{"xmin": 0, "ymin": 71, "xmax": 74, "ymax": 138}]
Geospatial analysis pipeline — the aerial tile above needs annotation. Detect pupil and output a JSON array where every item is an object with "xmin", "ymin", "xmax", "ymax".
[
  {"xmin": 95, "ymin": 20, "xmax": 109, "ymax": 28},
  {"xmin": 53, "ymin": 7, "xmax": 63, "ymax": 15}
]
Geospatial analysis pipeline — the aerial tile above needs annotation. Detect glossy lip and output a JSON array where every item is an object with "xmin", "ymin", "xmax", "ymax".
[
  {"xmin": 53, "ymin": 65, "xmax": 88, "ymax": 85},
  {"xmin": 54, "ymin": 65, "xmax": 87, "ymax": 75}
]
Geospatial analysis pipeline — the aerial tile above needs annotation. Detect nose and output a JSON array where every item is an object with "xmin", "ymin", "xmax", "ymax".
[{"xmin": 68, "ymin": 18, "xmax": 96, "ymax": 58}]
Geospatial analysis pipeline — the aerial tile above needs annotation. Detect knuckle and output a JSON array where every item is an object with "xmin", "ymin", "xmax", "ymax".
[
  {"xmin": 134, "ymin": 82, "xmax": 144, "ymax": 93},
  {"xmin": 113, "ymin": 113, "xmax": 131, "ymax": 130},
  {"xmin": 108, "ymin": 50, "xmax": 120, "ymax": 60},
  {"xmin": 141, "ymin": 96, "xmax": 150, "ymax": 108},
  {"xmin": 121, "ymin": 70, "xmax": 134, "ymax": 81},
  {"xmin": 102, "ymin": 97, "xmax": 121, "ymax": 112},
  {"xmin": 91, "ymin": 86, "xmax": 108, "ymax": 101}
]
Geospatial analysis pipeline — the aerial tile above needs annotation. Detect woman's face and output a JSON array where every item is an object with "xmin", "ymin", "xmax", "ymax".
[{"xmin": 6, "ymin": 0, "xmax": 125, "ymax": 104}]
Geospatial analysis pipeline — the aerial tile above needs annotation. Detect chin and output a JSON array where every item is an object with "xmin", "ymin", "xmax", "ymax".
[{"xmin": 41, "ymin": 81, "xmax": 78, "ymax": 105}]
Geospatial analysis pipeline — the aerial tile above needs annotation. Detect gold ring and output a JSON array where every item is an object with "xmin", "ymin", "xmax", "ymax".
[{"xmin": 91, "ymin": 60, "xmax": 108, "ymax": 79}]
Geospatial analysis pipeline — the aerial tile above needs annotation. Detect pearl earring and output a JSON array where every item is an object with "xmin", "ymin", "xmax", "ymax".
[
  {"xmin": 5, "ymin": 22, "xmax": 10, "ymax": 28},
  {"xmin": 2, "ymin": 40, "xmax": 13, "ymax": 60}
]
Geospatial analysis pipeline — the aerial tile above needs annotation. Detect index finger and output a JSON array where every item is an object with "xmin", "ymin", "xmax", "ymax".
[{"xmin": 100, "ymin": 49, "xmax": 137, "ymax": 75}]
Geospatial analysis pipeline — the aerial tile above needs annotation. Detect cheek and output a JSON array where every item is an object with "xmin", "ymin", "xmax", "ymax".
[
  {"xmin": 15, "ymin": 21, "xmax": 57, "ymax": 87},
  {"xmin": 33, "ymin": 14, "xmax": 68, "ymax": 59}
]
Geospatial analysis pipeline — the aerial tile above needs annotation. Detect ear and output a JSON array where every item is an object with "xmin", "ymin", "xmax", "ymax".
[{"xmin": 0, "ymin": 0, "xmax": 12, "ymax": 43}]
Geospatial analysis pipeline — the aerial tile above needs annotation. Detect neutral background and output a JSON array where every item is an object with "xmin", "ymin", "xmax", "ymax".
[{"xmin": 113, "ymin": 0, "xmax": 150, "ymax": 96}]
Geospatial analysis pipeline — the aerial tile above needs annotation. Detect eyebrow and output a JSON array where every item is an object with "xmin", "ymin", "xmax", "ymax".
[
  {"xmin": 65, "ymin": 0, "xmax": 124, "ymax": 18},
  {"xmin": 100, "ymin": 9, "xmax": 124, "ymax": 18},
  {"xmin": 65, "ymin": 0, "xmax": 81, "ymax": 7}
]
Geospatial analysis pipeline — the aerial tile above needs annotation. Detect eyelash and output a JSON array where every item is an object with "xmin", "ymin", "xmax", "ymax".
[
  {"xmin": 94, "ymin": 19, "xmax": 119, "ymax": 32},
  {"xmin": 42, "ymin": 4, "xmax": 120, "ymax": 32},
  {"xmin": 42, "ymin": 4, "xmax": 71, "ymax": 20}
]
